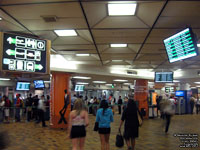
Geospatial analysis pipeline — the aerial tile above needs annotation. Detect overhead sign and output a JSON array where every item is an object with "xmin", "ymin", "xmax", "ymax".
[
  {"xmin": 164, "ymin": 28, "xmax": 198, "ymax": 63},
  {"xmin": 2, "ymin": 33, "xmax": 47, "ymax": 73}
]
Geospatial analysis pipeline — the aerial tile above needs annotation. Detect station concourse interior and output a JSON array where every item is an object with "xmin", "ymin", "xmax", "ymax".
[{"xmin": 0, "ymin": 0, "xmax": 200, "ymax": 150}]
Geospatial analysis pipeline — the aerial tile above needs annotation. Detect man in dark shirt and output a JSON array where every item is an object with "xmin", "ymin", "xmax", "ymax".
[{"xmin": 118, "ymin": 96, "xmax": 123, "ymax": 114}]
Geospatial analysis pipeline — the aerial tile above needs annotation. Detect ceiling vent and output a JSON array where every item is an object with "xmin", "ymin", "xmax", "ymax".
[
  {"xmin": 41, "ymin": 15, "xmax": 57, "ymax": 22},
  {"xmin": 127, "ymin": 70, "xmax": 137, "ymax": 75}
]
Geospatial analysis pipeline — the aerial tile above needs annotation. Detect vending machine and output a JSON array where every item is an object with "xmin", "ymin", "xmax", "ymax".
[{"xmin": 175, "ymin": 90, "xmax": 190, "ymax": 114}]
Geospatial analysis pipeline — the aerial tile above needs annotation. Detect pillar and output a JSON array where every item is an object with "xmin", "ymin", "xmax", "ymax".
[
  {"xmin": 134, "ymin": 79, "xmax": 149, "ymax": 119},
  {"xmin": 50, "ymin": 72, "xmax": 71, "ymax": 129}
]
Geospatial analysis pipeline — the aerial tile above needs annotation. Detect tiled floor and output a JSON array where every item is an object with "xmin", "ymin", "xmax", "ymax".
[{"xmin": 1, "ymin": 114, "xmax": 200, "ymax": 150}]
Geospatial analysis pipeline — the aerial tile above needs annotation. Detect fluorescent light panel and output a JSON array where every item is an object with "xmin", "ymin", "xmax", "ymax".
[
  {"xmin": 44, "ymin": 81, "xmax": 51, "ymax": 83},
  {"xmin": 108, "ymin": 4, "xmax": 137, "ymax": 16},
  {"xmin": 110, "ymin": 44, "xmax": 127, "ymax": 47},
  {"xmin": 106, "ymin": 84, "xmax": 113, "ymax": 86},
  {"xmin": 173, "ymin": 80, "xmax": 180, "ymax": 83},
  {"xmin": 123, "ymin": 83, "xmax": 132, "ymax": 85},
  {"xmin": 76, "ymin": 82, "xmax": 89, "ymax": 85},
  {"xmin": 73, "ymin": 76, "xmax": 91, "ymax": 79},
  {"xmin": 0, "ymin": 78, "xmax": 10, "ymax": 81},
  {"xmin": 54, "ymin": 29, "xmax": 77, "ymax": 36},
  {"xmin": 197, "ymin": 44, "xmax": 200, "ymax": 47},
  {"xmin": 0, "ymin": 17, "xmax": 2, "ymax": 21},
  {"xmin": 93, "ymin": 81, "xmax": 106, "ymax": 84},
  {"xmin": 113, "ymin": 79, "xmax": 128, "ymax": 82},
  {"xmin": 112, "ymin": 60, "xmax": 123, "ymax": 62},
  {"xmin": 195, "ymin": 82, "xmax": 200, "ymax": 84},
  {"xmin": 76, "ymin": 54, "xmax": 90, "ymax": 56}
]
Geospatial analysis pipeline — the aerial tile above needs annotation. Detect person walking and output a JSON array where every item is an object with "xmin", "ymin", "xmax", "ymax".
[
  {"xmin": 189, "ymin": 95, "xmax": 196, "ymax": 114},
  {"xmin": 15, "ymin": 94, "xmax": 22, "ymax": 122},
  {"xmin": 118, "ymin": 96, "xmax": 123, "ymax": 114},
  {"xmin": 37, "ymin": 95, "xmax": 47, "ymax": 127},
  {"xmin": 4, "ymin": 96, "xmax": 11, "ymax": 123},
  {"xmin": 96, "ymin": 100, "xmax": 113, "ymax": 150},
  {"xmin": 68, "ymin": 99, "xmax": 89, "ymax": 150},
  {"xmin": 119, "ymin": 99, "xmax": 139, "ymax": 150},
  {"xmin": 26, "ymin": 94, "xmax": 33, "ymax": 122}
]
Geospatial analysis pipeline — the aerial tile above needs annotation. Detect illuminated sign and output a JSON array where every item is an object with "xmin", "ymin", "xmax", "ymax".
[
  {"xmin": 164, "ymin": 28, "xmax": 198, "ymax": 63},
  {"xmin": 155, "ymin": 72, "xmax": 173, "ymax": 83},
  {"xmin": 2, "ymin": 33, "xmax": 47, "ymax": 73}
]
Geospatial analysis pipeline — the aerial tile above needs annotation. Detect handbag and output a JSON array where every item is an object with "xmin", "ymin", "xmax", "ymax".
[
  {"xmin": 137, "ymin": 111, "xmax": 143, "ymax": 127},
  {"xmin": 115, "ymin": 130, "xmax": 124, "ymax": 147},
  {"xmin": 93, "ymin": 122, "xmax": 99, "ymax": 131}
]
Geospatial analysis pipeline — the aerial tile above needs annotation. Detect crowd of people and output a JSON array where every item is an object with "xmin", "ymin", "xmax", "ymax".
[{"xmin": 0, "ymin": 93, "xmax": 50, "ymax": 126}]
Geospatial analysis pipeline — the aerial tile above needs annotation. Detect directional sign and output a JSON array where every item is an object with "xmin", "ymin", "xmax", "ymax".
[{"xmin": 2, "ymin": 33, "xmax": 47, "ymax": 73}]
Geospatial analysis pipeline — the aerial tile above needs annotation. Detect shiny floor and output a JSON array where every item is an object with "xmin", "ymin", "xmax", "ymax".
[{"xmin": 1, "ymin": 113, "xmax": 200, "ymax": 150}]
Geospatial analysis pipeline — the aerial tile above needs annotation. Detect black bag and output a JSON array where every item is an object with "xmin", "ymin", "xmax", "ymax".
[
  {"xmin": 115, "ymin": 131, "xmax": 124, "ymax": 147},
  {"xmin": 93, "ymin": 122, "xmax": 99, "ymax": 131}
]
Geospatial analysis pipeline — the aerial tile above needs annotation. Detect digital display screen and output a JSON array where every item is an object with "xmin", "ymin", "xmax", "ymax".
[
  {"xmin": 2, "ymin": 33, "xmax": 47, "ymax": 73},
  {"xmin": 175, "ymin": 91, "xmax": 185, "ymax": 97},
  {"xmin": 34, "ymin": 80, "xmax": 45, "ymax": 89},
  {"xmin": 155, "ymin": 72, "xmax": 173, "ymax": 83},
  {"xmin": 164, "ymin": 28, "xmax": 198, "ymax": 63},
  {"xmin": 16, "ymin": 82, "xmax": 30, "ymax": 91},
  {"xmin": 165, "ymin": 87, "xmax": 174, "ymax": 93},
  {"xmin": 75, "ymin": 85, "xmax": 85, "ymax": 92}
]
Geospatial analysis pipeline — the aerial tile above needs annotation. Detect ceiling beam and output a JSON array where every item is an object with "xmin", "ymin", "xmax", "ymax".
[
  {"xmin": 0, "ymin": 7, "xmax": 37, "ymax": 36},
  {"xmin": 132, "ymin": 0, "xmax": 169, "ymax": 63},
  {"xmin": 78, "ymin": 0, "xmax": 103, "ymax": 65}
]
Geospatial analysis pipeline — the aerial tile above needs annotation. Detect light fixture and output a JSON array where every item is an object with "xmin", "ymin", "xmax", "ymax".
[
  {"xmin": 123, "ymin": 83, "xmax": 132, "ymax": 85},
  {"xmin": 110, "ymin": 44, "xmax": 127, "ymax": 47},
  {"xmin": 197, "ymin": 44, "xmax": 200, "ymax": 47},
  {"xmin": 93, "ymin": 81, "xmax": 106, "ymax": 84},
  {"xmin": 0, "ymin": 17, "xmax": 2, "ymax": 21},
  {"xmin": 108, "ymin": 4, "xmax": 137, "ymax": 16},
  {"xmin": 113, "ymin": 79, "xmax": 128, "ymax": 82},
  {"xmin": 54, "ymin": 29, "xmax": 77, "ymax": 36},
  {"xmin": 0, "ymin": 78, "xmax": 10, "ymax": 81},
  {"xmin": 191, "ymin": 87, "xmax": 197, "ymax": 89},
  {"xmin": 106, "ymin": 84, "xmax": 112, "ymax": 86},
  {"xmin": 76, "ymin": 54, "xmax": 90, "ymax": 56},
  {"xmin": 112, "ymin": 60, "xmax": 123, "ymax": 62},
  {"xmin": 148, "ymin": 82, "xmax": 155, "ymax": 84},
  {"xmin": 173, "ymin": 80, "xmax": 180, "ymax": 83},
  {"xmin": 44, "ymin": 81, "xmax": 51, "ymax": 83},
  {"xmin": 194, "ymin": 82, "xmax": 200, "ymax": 84},
  {"xmin": 76, "ymin": 82, "xmax": 89, "ymax": 85},
  {"xmin": 73, "ymin": 76, "xmax": 91, "ymax": 79}
]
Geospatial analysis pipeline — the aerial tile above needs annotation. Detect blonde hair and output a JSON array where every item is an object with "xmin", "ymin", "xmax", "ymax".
[{"xmin": 73, "ymin": 98, "xmax": 84, "ymax": 115}]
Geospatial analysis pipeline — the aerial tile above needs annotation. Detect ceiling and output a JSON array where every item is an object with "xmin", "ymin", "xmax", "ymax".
[{"xmin": 0, "ymin": 0, "xmax": 200, "ymax": 87}]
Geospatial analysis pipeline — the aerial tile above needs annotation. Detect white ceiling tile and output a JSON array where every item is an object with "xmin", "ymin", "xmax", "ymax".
[
  {"xmin": 33, "ymin": 31, "xmax": 57, "ymax": 41},
  {"xmin": 53, "ymin": 36, "xmax": 93, "ymax": 45}
]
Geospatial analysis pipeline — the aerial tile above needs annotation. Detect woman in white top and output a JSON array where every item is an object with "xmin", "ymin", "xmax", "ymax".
[{"xmin": 68, "ymin": 99, "xmax": 89, "ymax": 150}]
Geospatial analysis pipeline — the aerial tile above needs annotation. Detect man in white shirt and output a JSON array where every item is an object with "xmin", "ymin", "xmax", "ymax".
[{"xmin": 37, "ymin": 95, "xmax": 46, "ymax": 127}]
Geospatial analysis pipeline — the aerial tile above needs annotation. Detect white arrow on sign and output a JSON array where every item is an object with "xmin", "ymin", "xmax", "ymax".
[
  {"xmin": 7, "ymin": 37, "xmax": 13, "ymax": 44},
  {"xmin": 6, "ymin": 49, "xmax": 13, "ymax": 55},
  {"xmin": 27, "ymin": 53, "xmax": 35, "ymax": 57},
  {"xmin": 38, "ymin": 64, "xmax": 43, "ymax": 70}
]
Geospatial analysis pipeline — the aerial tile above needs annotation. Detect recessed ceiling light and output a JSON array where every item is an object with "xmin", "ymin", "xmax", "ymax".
[
  {"xmin": 76, "ymin": 54, "xmax": 90, "ymax": 56},
  {"xmin": 197, "ymin": 44, "xmax": 200, "ymax": 47},
  {"xmin": 0, "ymin": 78, "xmax": 10, "ymax": 81},
  {"xmin": 148, "ymin": 82, "xmax": 155, "ymax": 84},
  {"xmin": 76, "ymin": 82, "xmax": 89, "ymax": 85},
  {"xmin": 110, "ymin": 44, "xmax": 127, "ymax": 47},
  {"xmin": 0, "ymin": 17, "xmax": 2, "ymax": 21},
  {"xmin": 93, "ymin": 81, "xmax": 106, "ymax": 84},
  {"xmin": 113, "ymin": 79, "xmax": 128, "ymax": 82},
  {"xmin": 123, "ymin": 83, "xmax": 132, "ymax": 85},
  {"xmin": 73, "ymin": 76, "xmax": 91, "ymax": 79},
  {"xmin": 194, "ymin": 82, "xmax": 200, "ymax": 84},
  {"xmin": 44, "ymin": 81, "xmax": 51, "ymax": 83},
  {"xmin": 108, "ymin": 4, "xmax": 137, "ymax": 16},
  {"xmin": 112, "ymin": 60, "xmax": 123, "ymax": 62},
  {"xmin": 54, "ymin": 29, "xmax": 77, "ymax": 36},
  {"xmin": 106, "ymin": 84, "xmax": 113, "ymax": 86},
  {"xmin": 173, "ymin": 80, "xmax": 180, "ymax": 83}
]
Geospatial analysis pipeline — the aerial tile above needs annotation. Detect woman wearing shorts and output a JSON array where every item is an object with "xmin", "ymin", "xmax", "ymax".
[
  {"xmin": 68, "ymin": 99, "xmax": 89, "ymax": 150},
  {"xmin": 96, "ymin": 100, "xmax": 113, "ymax": 150}
]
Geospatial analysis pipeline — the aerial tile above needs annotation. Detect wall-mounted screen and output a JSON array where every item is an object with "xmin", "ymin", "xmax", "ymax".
[
  {"xmin": 75, "ymin": 85, "xmax": 85, "ymax": 92},
  {"xmin": 34, "ymin": 80, "xmax": 45, "ymax": 89},
  {"xmin": 16, "ymin": 82, "xmax": 30, "ymax": 91},
  {"xmin": 163, "ymin": 28, "xmax": 198, "ymax": 63},
  {"xmin": 175, "ymin": 91, "xmax": 185, "ymax": 97},
  {"xmin": 2, "ymin": 33, "xmax": 47, "ymax": 73},
  {"xmin": 155, "ymin": 72, "xmax": 173, "ymax": 83}
]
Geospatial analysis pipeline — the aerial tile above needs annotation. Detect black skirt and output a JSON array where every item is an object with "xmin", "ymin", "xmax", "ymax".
[
  {"xmin": 70, "ymin": 125, "xmax": 86, "ymax": 139},
  {"xmin": 123, "ymin": 127, "xmax": 138, "ymax": 140},
  {"xmin": 98, "ymin": 128, "xmax": 111, "ymax": 134}
]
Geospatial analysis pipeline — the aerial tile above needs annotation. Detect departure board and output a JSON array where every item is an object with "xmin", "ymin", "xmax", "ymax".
[
  {"xmin": 164, "ymin": 28, "xmax": 198, "ymax": 63},
  {"xmin": 155, "ymin": 72, "xmax": 173, "ymax": 83},
  {"xmin": 2, "ymin": 33, "xmax": 47, "ymax": 73}
]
